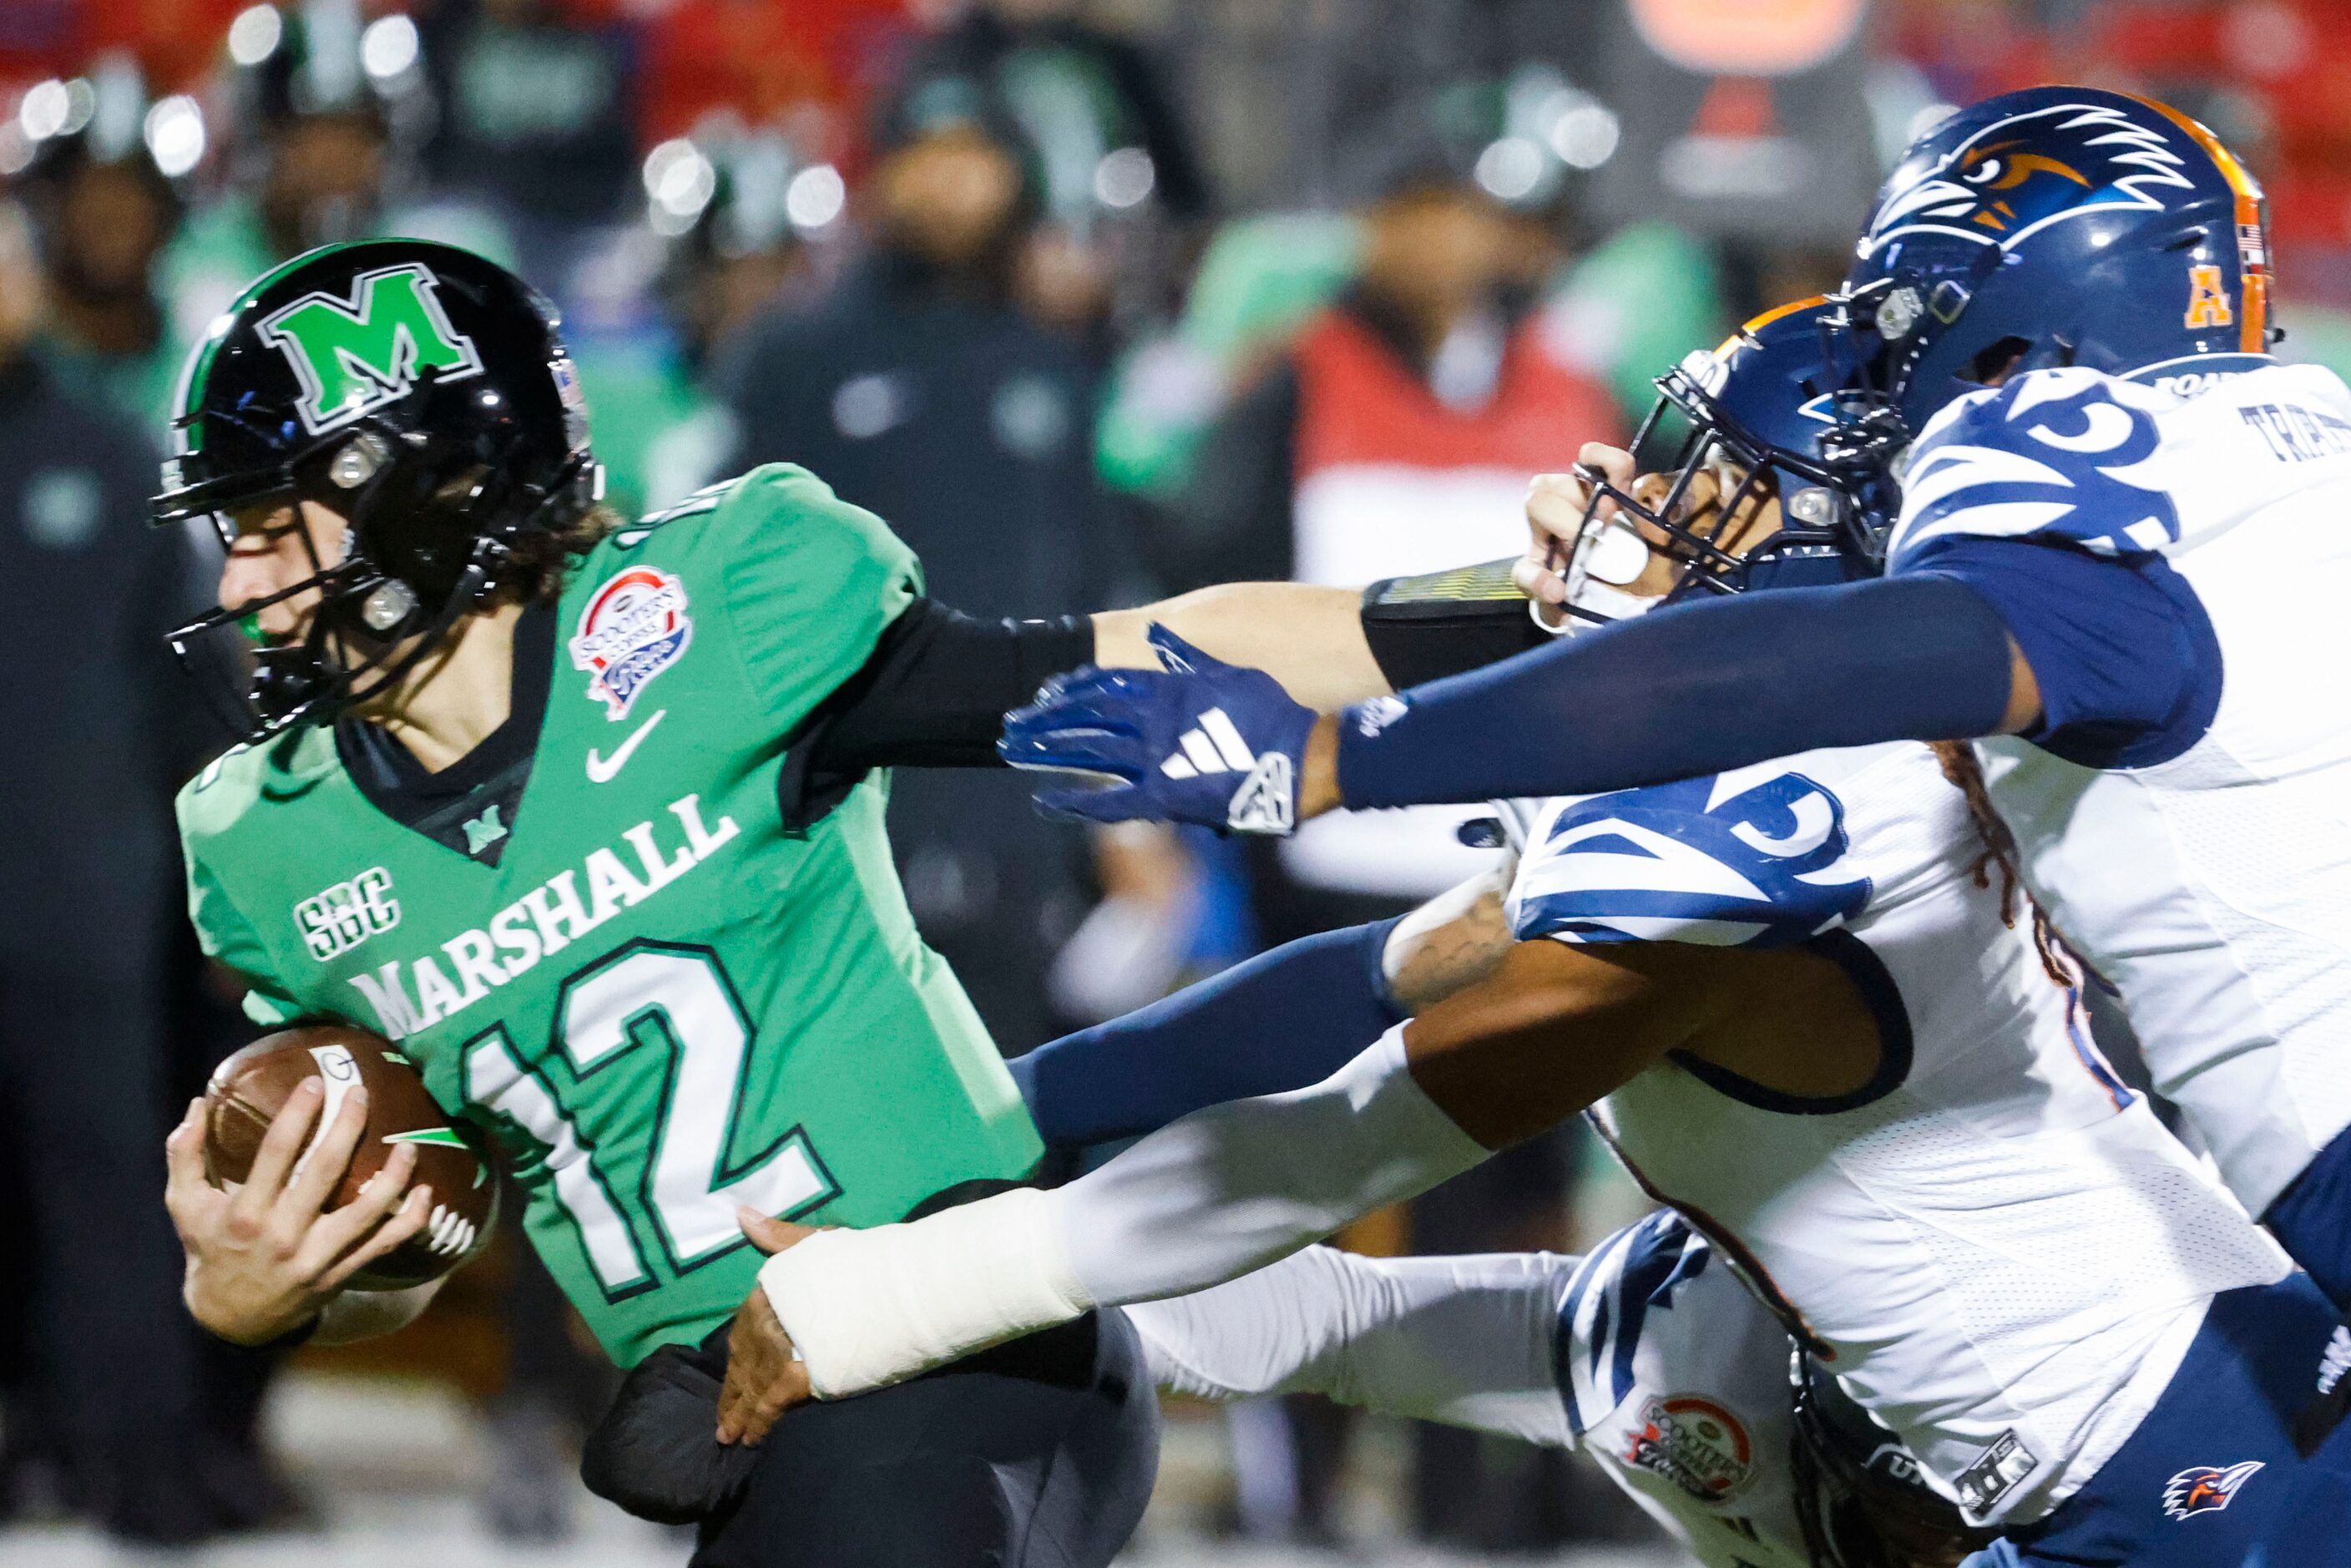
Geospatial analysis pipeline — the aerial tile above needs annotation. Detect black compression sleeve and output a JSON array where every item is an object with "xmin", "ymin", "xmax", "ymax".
[
  {"xmin": 805, "ymin": 599, "xmax": 1094, "ymax": 775},
  {"xmin": 781, "ymin": 599, "xmax": 1090, "ymax": 828},
  {"xmin": 1358, "ymin": 559, "xmax": 1554, "ymax": 690}
]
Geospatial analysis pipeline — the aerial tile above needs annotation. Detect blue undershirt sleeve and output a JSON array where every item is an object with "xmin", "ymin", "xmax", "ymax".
[
  {"xmin": 1898, "ymin": 535, "xmax": 2219, "ymax": 769},
  {"xmin": 1335, "ymin": 574, "xmax": 2017, "ymax": 809},
  {"xmin": 1009, "ymin": 917, "xmax": 1407, "ymax": 1151}
]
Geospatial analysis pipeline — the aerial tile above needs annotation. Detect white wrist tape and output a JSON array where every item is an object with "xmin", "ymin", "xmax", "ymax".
[{"xmin": 759, "ymin": 1186, "xmax": 1095, "ymax": 1400}]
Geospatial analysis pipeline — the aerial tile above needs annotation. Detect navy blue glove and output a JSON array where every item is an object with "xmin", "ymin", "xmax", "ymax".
[{"xmin": 999, "ymin": 624, "xmax": 1317, "ymax": 833}]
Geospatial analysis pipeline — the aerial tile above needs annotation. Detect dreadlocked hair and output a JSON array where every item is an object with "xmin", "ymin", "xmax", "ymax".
[{"xmin": 1929, "ymin": 740, "xmax": 2078, "ymax": 989}]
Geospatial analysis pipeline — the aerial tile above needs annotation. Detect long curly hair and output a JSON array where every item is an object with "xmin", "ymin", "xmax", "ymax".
[{"xmin": 504, "ymin": 500, "xmax": 619, "ymax": 607}]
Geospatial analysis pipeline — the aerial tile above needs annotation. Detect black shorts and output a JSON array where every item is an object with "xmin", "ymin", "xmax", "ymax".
[{"xmin": 582, "ymin": 1308, "xmax": 1159, "ymax": 1568}]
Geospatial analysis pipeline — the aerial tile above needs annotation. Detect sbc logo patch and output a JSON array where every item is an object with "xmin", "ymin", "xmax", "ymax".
[
  {"xmin": 570, "ymin": 567, "xmax": 692, "ymax": 720},
  {"xmin": 295, "ymin": 867, "xmax": 401, "ymax": 963},
  {"xmin": 2162, "ymin": 1460, "xmax": 2263, "ymax": 1520}
]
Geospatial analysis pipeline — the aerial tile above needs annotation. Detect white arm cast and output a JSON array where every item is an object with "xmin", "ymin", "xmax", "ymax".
[
  {"xmin": 1130, "ymin": 1246, "xmax": 1577, "ymax": 1447},
  {"xmin": 762, "ymin": 1024, "xmax": 1489, "ymax": 1399}
]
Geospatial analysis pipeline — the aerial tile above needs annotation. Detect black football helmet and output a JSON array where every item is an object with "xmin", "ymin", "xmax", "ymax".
[{"xmin": 154, "ymin": 239, "xmax": 601, "ymax": 740}]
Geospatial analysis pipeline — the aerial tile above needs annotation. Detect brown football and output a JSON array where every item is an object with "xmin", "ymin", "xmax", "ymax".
[{"xmin": 204, "ymin": 1024, "xmax": 497, "ymax": 1289}]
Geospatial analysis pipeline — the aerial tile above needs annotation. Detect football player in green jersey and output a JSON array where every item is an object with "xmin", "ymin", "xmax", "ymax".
[{"xmin": 155, "ymin": 240, "xmax": 1551, "ymax": 1564}]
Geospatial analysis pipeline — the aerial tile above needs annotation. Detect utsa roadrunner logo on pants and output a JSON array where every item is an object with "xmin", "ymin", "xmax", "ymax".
[{"xmin": 2162, "ymin": 1460, "xmax": 2263, "ymax": 1520}]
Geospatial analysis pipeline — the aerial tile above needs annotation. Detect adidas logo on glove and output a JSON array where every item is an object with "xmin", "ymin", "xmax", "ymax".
[
  {"xmin": 1157, "ymin": 708, "xmax": 1295, "ymax": 833},
  {"xmin": 999, "ymin": 624, "xmax": 1315, "ymax": 837}
]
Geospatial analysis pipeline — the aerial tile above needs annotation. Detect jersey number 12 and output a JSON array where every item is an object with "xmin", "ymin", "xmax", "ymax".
[{"xmin": 459, "ymin": 943, "xmax": 837, "ymax": 1297}]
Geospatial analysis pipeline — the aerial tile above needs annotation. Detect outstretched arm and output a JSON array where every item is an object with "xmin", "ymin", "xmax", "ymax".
[
  {"xmin": 741, "ymin": 938, "xmax": 1731, "ymax": 1418},
  {"xmin": 1095, "ymin": 584, "xmax": 1388, "ymax": 711},
  {"xmin": 1328, "ymin": 575, "xmax": 2033, "ymax": 812},
  {"xmin": 796, "ymin": 563, "xmax": 1550, "ymax": 801},
  {"xmin": 1014, "ymin": 481, "xmax": 2240, "ymax": 831},
  {"xmin": 1011, "ymin": 860, "xmax": 1515, "ymax": 1151},
  {"xmin": 1009, "ymin": 577, "xmax": 2030, "ymax": 831},
  {"xmin": 1130, "ymin": 1245, "xmax": 1578, "ymax": 1447}
]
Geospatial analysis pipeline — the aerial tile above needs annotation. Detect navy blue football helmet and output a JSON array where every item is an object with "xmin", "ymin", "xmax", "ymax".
[
  {"xmin": 1558, "ymin": 297, "xmax": 1898, "ymax": 623},
  {"xmin": 1833, "ymin": 86, "xmax": 2272, "ymax": 439}
]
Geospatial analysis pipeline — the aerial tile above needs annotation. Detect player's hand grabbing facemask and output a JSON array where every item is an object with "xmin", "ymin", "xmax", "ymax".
[{"xmin": 1001, "ymin": 625, "xmax": 1316, "ymax": 835}]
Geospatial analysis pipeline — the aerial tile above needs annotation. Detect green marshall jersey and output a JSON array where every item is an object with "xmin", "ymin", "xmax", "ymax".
[{"xmin": 177, "ymin": 465, "xmax": 1044, "ymax": 1365}]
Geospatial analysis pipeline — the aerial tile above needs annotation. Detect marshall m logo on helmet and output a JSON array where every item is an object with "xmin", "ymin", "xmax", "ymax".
[
  {"xmin": 255, "ymin": 263, "xmax": 486, "ymax": 436},
  {"xmin": 154, "ymin": 240, "xmax": 602, "ymax": 742}
]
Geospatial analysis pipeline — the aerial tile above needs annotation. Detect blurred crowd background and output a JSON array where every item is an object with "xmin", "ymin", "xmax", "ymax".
[{"xmin": 4, "ymin": 0, "xmax": 2348, "ymax": 1561}]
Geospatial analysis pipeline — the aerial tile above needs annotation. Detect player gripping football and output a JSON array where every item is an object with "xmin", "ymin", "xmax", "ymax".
[{"xmin": 152, "ymin": 239, "xmax": 1562, "ymax": 1565}]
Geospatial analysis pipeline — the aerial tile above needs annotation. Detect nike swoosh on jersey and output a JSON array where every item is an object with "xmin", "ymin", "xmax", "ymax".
[{"xmin": 585, "ymin": 708, "xmax": 666, "ymax": 783}]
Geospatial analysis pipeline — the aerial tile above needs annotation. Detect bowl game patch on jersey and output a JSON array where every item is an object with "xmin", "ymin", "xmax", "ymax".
[
  {"xmin": 570, "ymin": 566, "xmax": 693, "ymax": 719},
  {"xmin": 1622, "ymin": 1393, "xmax": 1758, "ymax": 1503}
]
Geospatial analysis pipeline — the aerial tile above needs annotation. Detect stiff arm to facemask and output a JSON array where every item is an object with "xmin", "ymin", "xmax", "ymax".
[{"xmin": 1545, "ymin": 501, "xmax": 1656, "ymax": 630}]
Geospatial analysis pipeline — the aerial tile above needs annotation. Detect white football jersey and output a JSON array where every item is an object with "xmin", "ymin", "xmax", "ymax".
[
  {"xmin": 1504, "ymin": 741, "xmax": 2288, "ymax": 1526},
  {"xmin": 1132, "ymin": 1216, "xmax": 1823, "ymax": 1568},
  {"xmin": 1893, "ymin": 361, "xmax": 2351, "ymax": 1216},
  {"xmin": 1553, "ymin": 1214, "xmax": 1818, "ymax": 1567}
]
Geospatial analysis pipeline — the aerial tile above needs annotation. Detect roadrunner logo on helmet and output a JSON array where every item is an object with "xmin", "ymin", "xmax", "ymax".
[
  {"xmin": 1832, "ymin": 87, "xmax": 2272, "ymax": 444},
  {"xmin": 154, "ymin": 240, "xmax": 603, "ymax": 741},
  {"xmin": 1548, "ymin": 298, "xmax": 1900, "ymax": 631}
]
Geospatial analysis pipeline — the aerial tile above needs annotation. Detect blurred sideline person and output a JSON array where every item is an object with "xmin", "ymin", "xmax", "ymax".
[
  {"xmin": 160, "ymin": 34, "xmax": 393, "ymax": 344},
  {"xmin": 1155, "ymin": 131, "xmax": 1623, "ymax": 1547},
  {"xmin": 16, "ymin": 125, "xmax": 185, "ymax": 427},
  {"xmin": 416, "ymin": 0, "xmax": 641, "ymax": 240},
  {"xmin": 1168, "ymin": 141, "xmax": 1621, "ymax": 932},
  {"xmin": 160, "ymin": 7, "xmax": 513, "ymax": 357},
  {"xmin": 0, "ymin": 201, "xmax": 232, "ymax": 1544},
  {"xmin": 893, "ymin": 0, "xmax": 1216, "ymax": 341},
  {"xmin": 900, "ymin": 0, "xmax": 1211, "ymax": 226},
  {"xmin": 559, "ymin": 133, "xmax": 812, "ymax": 544},
  {"xmin": 719, "ymin": 99, "xmax": 1126, "ymax": 1051}
]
